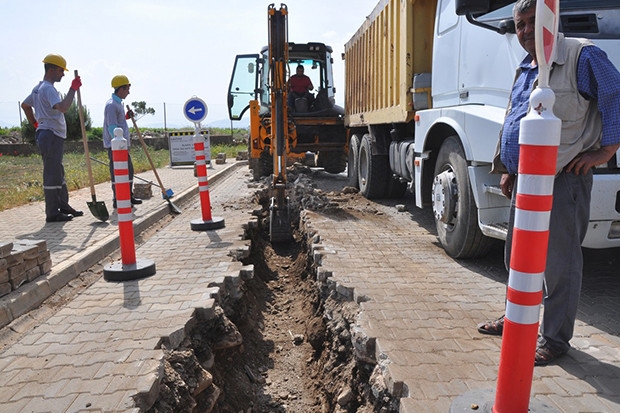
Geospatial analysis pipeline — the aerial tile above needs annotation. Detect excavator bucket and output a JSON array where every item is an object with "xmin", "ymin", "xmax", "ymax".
[{"xmin": 269, "ymin": 196, "xmax": 291, "ymax": 242}]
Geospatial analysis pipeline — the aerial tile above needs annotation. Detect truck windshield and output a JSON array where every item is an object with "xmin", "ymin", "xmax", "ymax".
[
  {"xmin": 480, "ymin": 1, "xmax": 620, "ymax": 39},
  {"xmin": 483, "ymin": 1, "xmax": 618, "ymax": 19}
]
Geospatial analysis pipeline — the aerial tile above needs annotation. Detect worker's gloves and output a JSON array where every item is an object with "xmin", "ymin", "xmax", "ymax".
[
  {"xmin": 125, "ymin": 109, "xmax": 134, "ymax": 120},
  {"xmin": 70, "ymin": 76, "xmax": 82, "ymax": 91}
]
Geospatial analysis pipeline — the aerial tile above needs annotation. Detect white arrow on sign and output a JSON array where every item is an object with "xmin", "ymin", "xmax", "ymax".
[{"xmin": 188, "ymin": 106, "xmax": 203, "ymax": 115}]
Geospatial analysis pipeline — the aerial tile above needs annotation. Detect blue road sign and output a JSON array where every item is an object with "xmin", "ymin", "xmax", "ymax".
[{"xmin": 183, "ymin": 97, "xmax": 208, "ymax": 123}]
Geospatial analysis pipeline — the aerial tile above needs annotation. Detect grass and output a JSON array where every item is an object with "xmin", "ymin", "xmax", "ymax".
[{"xmin": 0, "ymin": 143, "xmax": 246, "ymax": 212}]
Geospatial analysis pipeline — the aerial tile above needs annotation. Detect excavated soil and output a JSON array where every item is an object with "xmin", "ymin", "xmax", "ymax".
[{"xmin": 146, "ymin": 165, "xmax": 400, "ymax": 413}]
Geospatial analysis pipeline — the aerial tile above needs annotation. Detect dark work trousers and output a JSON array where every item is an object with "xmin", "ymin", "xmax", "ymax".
[
  {"xmin": 504, "ymin": 169, "xmax": 592, "ymax": 353},
  {"xmin": 36, "ymin": 129, "xmax": 71, "ymax": 219},
  {"xmin": 107, "ymin": 147, "xmax": 134, "ymax": 202}
]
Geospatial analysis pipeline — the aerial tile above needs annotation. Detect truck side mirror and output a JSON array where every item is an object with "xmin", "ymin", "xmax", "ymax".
[
  {"xmin": 455, "ymin": 0, "xmax": 490, "ymax": 16},
  {"xmin": 456, "ymin": 0, "xmax": 511, "ymax": 35}
]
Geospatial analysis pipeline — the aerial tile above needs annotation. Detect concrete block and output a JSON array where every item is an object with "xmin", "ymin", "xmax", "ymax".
[
  {"xmin": 25, "ymin": 266, "xmax": 41, "ymax": 282},
  {"xmin": 39, "ymin": 260, "xmax": 52, "ymax": 275},
  {"xmin": 0, "ymin": 282, "xmax": 11, "ymax": 298},
  {"xmin": 24, "ymin": 257, "xmax": 38, "ymax": 271},
  {"xmin": 37, "ymin": 250, "xmax": 51, "ymax": 265},
  {"xmin": 6, "ymin": 250, "xmax": 23, "ymax": 266},
  {"xmin": 134, "ymin": 183, "xmax": 153, "ymax": 199},
  {"xmin": 0, "ymin": 269, "xmax": 8, "ymax": 284},
  {"xmin": 6, "ymin": 279, "xmax": 52, "ymax": 320},
  {"xmin": 0, "ymin": 242, "xmax": 13, "ymax": 258},
  {"xmin": 15, "ymin": 239, "xmax": 47, "ymax": 253},
  {"xmin": 8, "ymin": 263, "xmax": 27, "ymax": 289},
  {"xmin": 0, "ymin": 258, "xmax": 6, "ymax": 271},
  {"xmin": 11, "ymin": 243, "xmax": 39, "ymax": 260}
]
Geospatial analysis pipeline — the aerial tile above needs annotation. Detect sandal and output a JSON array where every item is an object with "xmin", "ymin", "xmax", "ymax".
[
  {"xmin": 534, "ymin": 344, "xmax": 566, "ymax": 366},
  {"xmin": 477, "ymin": 315, "xmax": 505, "ymax": 336}
]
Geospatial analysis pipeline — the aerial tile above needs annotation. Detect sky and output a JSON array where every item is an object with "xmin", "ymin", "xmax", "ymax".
[{"xmin": 0, "ymin": 0, "xmax": 380, "ymax": 130}]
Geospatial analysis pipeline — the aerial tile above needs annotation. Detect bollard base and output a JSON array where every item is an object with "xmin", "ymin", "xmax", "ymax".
[
  {"xmin": 450, "ymin": 389, "xmax": 559, "ymax": 413},
  {"xmin": 191, "ymin": 217, "xmax": 225, "ymax": 231},
  {"xmin": 103, "ymin": 258, "xmax": 156, "ymax": 282}
]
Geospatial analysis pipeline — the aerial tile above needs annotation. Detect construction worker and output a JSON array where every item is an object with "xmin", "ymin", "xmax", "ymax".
[
  {"xmin": 21, "ymin": 53, "xmax": 84, "ymax": 222},
  {"xmin": 103, "ymin": 75, "xmax": 142, "ymax": 209},
  {"xmin": 287, "ymin": 64, "xmax": 314, "ymax": 111}
]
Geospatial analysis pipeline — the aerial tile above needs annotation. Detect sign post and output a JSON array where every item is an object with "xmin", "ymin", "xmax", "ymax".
[{"xmin": 183, "ymin": 97, "xmax": 225, "ymax": 231}]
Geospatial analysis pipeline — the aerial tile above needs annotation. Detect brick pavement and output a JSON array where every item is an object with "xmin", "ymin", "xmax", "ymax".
[
  {"xmin": 0, "ymin": 160, "xmax": 255, "ymax": 412},
  {"xmin": 1, "ymin": 161, "xmax": 619, "ymax": 412},
  {"xmin": 302, "ymin": 197, "xmax": 620, "ymax": 413}
]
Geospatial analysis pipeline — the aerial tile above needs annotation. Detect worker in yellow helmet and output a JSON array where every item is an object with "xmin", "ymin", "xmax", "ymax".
[
  {"xmin": 21, "ymin": 53, "xmax": 84, "ymax": 222},
  {"xmin": 103, "ymin": 75, "xmax": 142, "ymax": 209}
]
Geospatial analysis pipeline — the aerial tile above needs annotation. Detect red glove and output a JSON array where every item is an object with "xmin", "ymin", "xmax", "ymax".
[
  {"xmin": 125, "ymin": 109, "xmax": 134, "ymax": 120},
  {"xmin": 71, "ymin": 76, "xmax": 82, "ymax": 91},
  {"xmin": 34, "ymin": 121, "xmax": 39, "ymax": 129}
]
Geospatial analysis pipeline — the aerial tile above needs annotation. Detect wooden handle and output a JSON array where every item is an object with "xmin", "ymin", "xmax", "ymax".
[
  {"xmin": 127, "ymin": 108, "xmax": 167, "ymax": 194},
  {"xmin": 74, "ymin": 70, "xmax": 96, "ymax": 195}
]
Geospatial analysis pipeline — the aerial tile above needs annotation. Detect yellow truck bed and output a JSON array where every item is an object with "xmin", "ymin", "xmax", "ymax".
[{"xmin": 344, "ymin": 0, "xmax": 437, "ymax": 127}]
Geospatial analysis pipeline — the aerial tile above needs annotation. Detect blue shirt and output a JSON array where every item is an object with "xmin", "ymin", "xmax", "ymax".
[
  {"xmin": 103, "ymin": 94, "xmax": 130, "ymax": 149},
  {"xmin": 500, "ymin": 46, "xmax": 620, "ymax": 175}
]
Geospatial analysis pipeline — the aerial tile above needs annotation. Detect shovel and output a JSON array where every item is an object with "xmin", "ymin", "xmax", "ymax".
[
  {"xmin": 89, "ymin": 156, "xmax": 174, "ymax": 198},
  {"xmin": 75, "ymin": 70, "xmax": 109, "ymax": 222},
  {"xmin": 126, "ymin": 107, "xmax": 182, "ymax": 215}
]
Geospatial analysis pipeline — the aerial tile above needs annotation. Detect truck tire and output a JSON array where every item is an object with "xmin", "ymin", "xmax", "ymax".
[
  {"xmin": 358, "ymin": 133, "xmax": 388, "ymax": 199},
  {"xmin": 317, "ymin": 149, "xmax": 347, "ymax": 174},
  {"xmin": 250, "ymin": 149, "xmax": 272, "ymax": 181},
  {"xmin": 347, "ymin": 134, "xmax": 361, "ymax": 188},
  {"xmin": 432, "ymin": 136, "xmax": 492, "ymax": 258}
]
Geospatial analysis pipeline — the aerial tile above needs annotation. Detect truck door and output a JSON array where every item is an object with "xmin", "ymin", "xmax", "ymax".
[
  {"xmin": 432, "ymin": 0, "xmax": 461, "ymax": 108},
  {"xmin": 227, "ymin": 54, "xmax": 260, "ymax": 121}
]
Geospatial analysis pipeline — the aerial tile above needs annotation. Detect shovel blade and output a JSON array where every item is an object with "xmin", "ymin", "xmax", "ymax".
[{"xmin": 87, "ymin": 198, "xmax": 109, "ymax": 222}]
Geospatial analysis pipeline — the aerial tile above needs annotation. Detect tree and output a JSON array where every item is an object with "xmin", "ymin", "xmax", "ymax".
[
  {"xmin": 66, "ymin": 100, "xmax": 91, "ymax": 141},
  {"xmin": 129, "ymin": 101, "xmax": 156, "ymax": 122}
]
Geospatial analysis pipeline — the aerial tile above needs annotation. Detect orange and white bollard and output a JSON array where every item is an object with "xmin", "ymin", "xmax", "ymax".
[
  {"xmin": 190, "ymin": 126, "xmax": 225, "ymax": 231},
  {"xmin": 103, "ymin": 128, "xmax": 156, "ymax": 281},
  {"xmin": 451, "ymin": 2, "xmax": 561, "ymax": 411},
  {"xmin": 493, "ymin": 85, "xmax": 560, "ymax": 413}
]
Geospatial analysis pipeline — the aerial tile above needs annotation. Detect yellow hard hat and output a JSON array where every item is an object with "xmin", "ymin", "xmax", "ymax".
[
  {"xmin": 111, "ymin": 75, "xmax": 131, "ymax": 89},
  {"xmin": 42, "ymin": 54, "xmax": 68, "ymax": 71}
]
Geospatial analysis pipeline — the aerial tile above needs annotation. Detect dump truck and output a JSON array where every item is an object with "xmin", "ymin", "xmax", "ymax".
[
  {"xmin": 344, "ymin": 0, "xmax": 620, "ymax": 258},
  {"xmin": 227, "ymin": 10, "xmax": 347, "ymax": 182}
]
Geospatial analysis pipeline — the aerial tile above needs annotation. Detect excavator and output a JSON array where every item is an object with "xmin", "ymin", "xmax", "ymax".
[
  {"xmin": 227, "ymin": 4, "xmax": 347, "ymax": 242},
  {"xmin": 266, "ymin": 3, "xmax": 291, "ymax": 242}
]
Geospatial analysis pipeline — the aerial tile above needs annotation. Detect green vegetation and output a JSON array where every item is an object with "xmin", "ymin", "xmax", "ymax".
[{"xmin": 0, "ymin": 140, "xmax": 247, "ymax": 212}]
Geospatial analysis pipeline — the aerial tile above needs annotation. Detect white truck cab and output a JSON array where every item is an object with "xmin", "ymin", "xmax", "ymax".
[{"xmin": 344, "ymin": 0, "xmax": 620, "ymax": 257}]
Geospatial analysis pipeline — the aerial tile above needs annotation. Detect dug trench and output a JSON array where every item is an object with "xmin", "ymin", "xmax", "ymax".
[{"xmin": 146, "ymin": 166, "xmax": 400, "ymax": 413}]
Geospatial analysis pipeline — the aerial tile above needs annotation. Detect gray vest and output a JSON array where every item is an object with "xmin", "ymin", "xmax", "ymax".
[{"xmin": 492, "ymin": 34, "xmax": 602, "ymax": 175}]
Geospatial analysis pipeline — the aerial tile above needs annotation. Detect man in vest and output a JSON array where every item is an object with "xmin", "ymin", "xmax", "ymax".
[{"xmin": 477, "ymin": 0, "xmax": 620, "ymax": 366}]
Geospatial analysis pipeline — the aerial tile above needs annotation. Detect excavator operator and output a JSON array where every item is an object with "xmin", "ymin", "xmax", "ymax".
[{"xmin": 286, "ymin": 64, "xmax": 314, "ymax": 111}]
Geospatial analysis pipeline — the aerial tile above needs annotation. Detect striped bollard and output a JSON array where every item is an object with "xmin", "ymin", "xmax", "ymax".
[
  {"xmin": 190, "ymin": 124, "xmax": 225, "ymax": 231},
  {"xmin": 494, "ymin": 86, "xmax": 561, "ymax": 412},
  {"xmin": 103, "ymin": 128, "xmax": 156, "ymax": 282}
]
